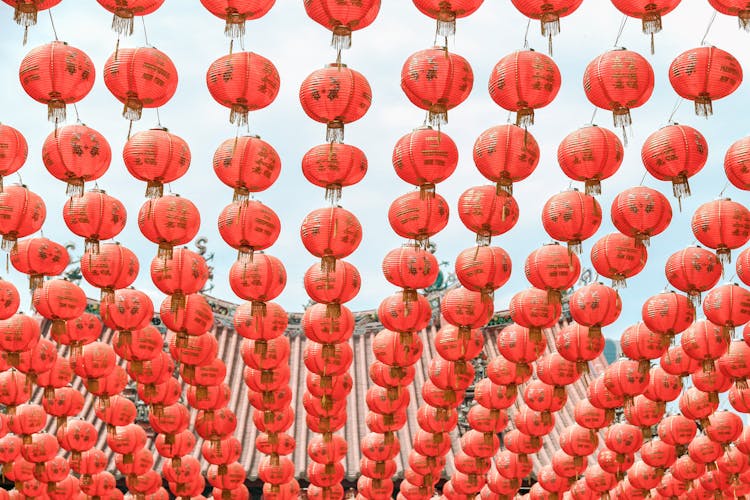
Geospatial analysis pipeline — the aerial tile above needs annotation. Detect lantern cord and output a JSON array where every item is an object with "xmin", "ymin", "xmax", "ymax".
[
  {"xmin": 155, "ymin": 107, "xmax": 162, "ymax": 128},
  {"xmin": 701, "ymin": 11, "xmax": 717, "ymax": 45},
  {"xmin": 589, "ymin": 107, "xmax": 598, "ymax": 125},
  {"xmin": 719, "ymin": 181, "xmax": 729, "ymax": 197},
  {"xmin": 229, "ymin": 38, "xmax": 233, "ymax": 56},
  {"xmin": 639, "ymin": 171, "xmax": 647, "ymax": 186},
  {"xmin": 523, "ymin": 19, "xmax": 531, "ymax": 49},
  {"xmin": 141, "ymin": 17, "xmax": 150, "ymax": 46},
  {"xmin": 667, "ymin": 97, "xmax": 683, "ymax": 123},
  {"xmin": 47, "ymin": 10, "xmax": 59, "ymax": 41},
  {"xmin": 72, "ymin": 103, "xmax": 81, "ymax": 124},
  {"xmin": 613, "ymin": 15, "xmax": 627, "ymax": 47}
]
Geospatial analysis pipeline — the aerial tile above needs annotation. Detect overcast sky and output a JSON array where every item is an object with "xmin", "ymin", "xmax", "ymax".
[{"xmin": 1, "ymin": 1, "xmax": 749, "ymax": 341}]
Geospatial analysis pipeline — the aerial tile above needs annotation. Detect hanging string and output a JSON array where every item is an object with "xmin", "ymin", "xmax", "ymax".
[
  {"xmin": 667, "ymin": 97, "xmax": 684, "ymax": 124},
  {"xmin": 589, "ymin": 107, "xmax": 598, "ymax": 125},
  {"xmin": 72, "ymin": 103, "xmax": 81, "ymax": 124},
  {"xmin": 719, "ymin": 181, "xmax": 730, "ymax": 197},
  {"xmin": 701, "ymin": 11, "xmax": 717, "ymax": 45},
  {"xmin": 523, "ymin": 18, "xmax": 531, "ymax": 49},
  {"xmin": 229, "ymin": 38, "xmax": 234, "ymax": 56},
  {"xmin": 141, "ymin": 17, "xmax": 150, "ymax": 46},
  {"xmin": 639, "ymin": 171, "xmax": 648, "ymax": 186},
  {"xmin": 155, "ymin": 108, "xmax": 162, "ymax": 128},
  {"xmin": 613, "ymin": 15, "xmax": 627, "ymax": 47},
  {"xmin": 48, "ymin": 10, "xmax": 59, "ymax": 41}
]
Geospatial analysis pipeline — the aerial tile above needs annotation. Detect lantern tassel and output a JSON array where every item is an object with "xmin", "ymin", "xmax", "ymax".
[
  {"xmin": 13, "ymin": 4, "xmax": 37, "ymax": 28},
  {"xmin": 567, "ymin": 240, "xmax": 582, "ymax": 255},
  {"xmin": 111, "ymin": 12, "xmax": 135, "ymax": 36},
  {"xmin": 695, "ymin": 93, "xmax": 713, "ymax": 117},
  {"xmin": 476, "ymin": 232, "xmax": 491, "ymax": 247},
  {"xmin": 48, "ymin": 100, "xmax": 66, "ymax": 124},
  {"xmin": 584, "ymin": 179, "xmax": 601, "ymax": 196},
  {"xmin": 224, "ymin": 13, "xmax": 246, "ymax": 39},
  {"xmin": 577, "ymin": 361, "xmax": 589, "ymax": 374},
  {"xmin": 516, "ymin": 107, "xmax": 534, "ymax": 128},
  {"xmin": 331, "ymin": 26, "xmax": 352, "ymax": 51},
  {"xmin": 672, "ymin": 174, "xmax": 691, "ymax": 204},
  {"xmin": 146, "ymin": 181, "xmax": 164, "ymax": 198},
  {"xmin": 688, "ymin": 290, "xmax": 701, "ymax": 309},
  {"xmin": 436, "ymin": 12, "xmax": 456, "ymax": 38},
  {"xmin": 427, "ymin": 104, "xmax": 448, "ymax": 128},
  {"xmin": 540, "ymin": 14, "xmax": 560, "ymax": 55},
  {"xmin": 233, "ymin": 186, "xmax": 249, "ymax": 204},
  {"xmin": 496, "ymin": 179, "xmax": 513, "ymax": 196},
  {"xmin": 157, "ymin": 243, "xmax": 174, "ymax": 260},
  {"xmin": 238, "ymin": 247, "xmax": 254, "ymax": 263},
  {"xmin": 229, "ymin": 104, "xmax": 249, "ymax": 126},
  {"xmin": 638, "ymin": 359, "xmax": 650, "ymax": 375},
  {"xmin": 326, "ymin": 121, "xmax": 345, "ymax": 144},
  {"xmin": 611, "ymin": 274, "xmax": 627, "ymax": 289},
  {"xmin": 325, "ymin": 184, "xmax": 343, "ymax": 204},
  {"xmin": 419, "ymin": 183, "xmax": 436, "ymax": 199},
  {"xmin": 738, "ymin": 11, "xmax": 750, "ymax": 31},
  {"xmin": 169, "ymin": 293, "xmax": 186, "ymax": 312},
  {"xmin": 321, "ymin": 255, "xmax": 337, "ymax": 273},
  {"xmin": 325, "ymin": 302, "xmax": 341, "ymax": 319},
  {"xmin": 84, "ymin": 238, "xmax": 100, "ymax": 255},
  {"xmin": 123, "ymin": 94, "xmax": 143, "ymax": 121}
]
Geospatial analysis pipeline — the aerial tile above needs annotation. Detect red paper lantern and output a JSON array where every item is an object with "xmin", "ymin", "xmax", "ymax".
[
  {"xmin": 524, "ymin": 243, "xmax": 581, "ymax": 302},
  {"xmin": 703, "ymin": 283, "xmax": 750, "ymax": 336},
  {"xmin": 103, "ymin": 47, "xmax": 178, "ymax": 121},
  {"xmin": 301, "ymin": 303, "xmax": 353, "ymax": 344},
  {"xmin": 206, "ymin": 51, "xmax": 280, "ymax": 125},
  {"xmin": 583, "ymin": 48, "xmax": 655, "ymax": 131},
  {"xmin": 681, "ymin": 319, "xmax": 730, "ymax": 372},
  {"xmin": 665, "ymin": 246, "xmax": 723, "ymax": 307},
  {"xmin": 0, "ymin": 124, "xmax": 27, "ymax": 191},
  {"xmin": 18, "ymin": 41, "xmax": 95, "ymax": 123},
  {"xmin": 611, "ymin": 186, "xmax": 672, "ymax": 246},
  {"xmin": 457, "ymin": 185, "xmax": 519, "ymax": 245},
  {"xmin": 301, "ymin": 206, "xmax": 362, "ymax": 271},
  {"xmin": 557, "ymin": 125, "xmax": 623, "ymax": 195},
  {"xmin": 218, "ymin": 200, "xmax": 280, "ymax": 261},
  {"xmin": 660, "ymin": 344, "xmax": 700, "ymax": 377},
  {"xmin": 41, "ymin": 124, "xmax": 111, "ymax": 196},
  {"xmin": 555, "ymin": 322, "xmax": 606, "ymax": 371},
  {"xmin": 724, "ymin": 136, "xmax": 750, "ymax": 190},
  {"xmin": 388, "ymin": 191, "xmax": 449, "ymax": 244},
  {"xmin": 80, "ymin": 242, "xmax": 139, "ymax": 302},
  {"xmin": 32, "ymin": 278, "xmax": 86, "ymax": 335},
  {"xmin": 706, "ymin": 410, "xmax": 743, "ymax": 445},
  {"xmin": 590, "ymin": 232, "xmax": 647, "ymax": 288},
  {"xmin": 509, "ymin": 0, "xmax": 583, "ymax": 52},
  {"xmin": 10, "ymin": 237, "xmax": 69, "ymax": 290},
  {"xmin": 138, "ymin": 195, "xmax": 201, "ymax": 259},
  {"xmin": 569, "ymin": 282, "xmax": 622, "ymax": 335},
  {"xmin": 151, "ymin": 247, "xmax": 209, "ymax": 311},
  {"xmin": 692, "ymin": 198, "xmax": 750, "ymax": 264},
  {"xmin": 473, "ymin": 124, "xmax": 540, "ymax": 194},
  {"xmin": 62, "ymin": 189, "xmax": 126, "ymax": 253},
  {"xmin": 212, "ymin": 135, "xmax": 280, "ymax": 202},
  {"xmin": 303, "ymin": 142, "xmax": 367, "ymax": 202},
  {"xmin": 200, "ymin": 0, "xmax": 275, "ymax": 37},
  {"xmin": 610, "ymin": 0, "xmax": 682, "ymax": 52},
  {"xmin": 96, "ymin": 0, "xmax": 164, "ymax": 35},
  {"xmin": 488, "ymin": 49, "xmax": 561, "ymax": 126},
  {"xmin": 382, "ymin": 244, "xmax": 439, "ymax": 298},
  {"xmin": 0, "ymin": 313, "xmax": 39, "ymax": 367},
  {"xmin": 442, "ymin": 287, "xmax": 494, "ymax": 331},
  {"xmin": 0, "ymin": 279, "xmax": 19, "ymax": 321},
  {"xmin": 392, "ymin": 127, "xmax": 457, "ymax": 197},
  {"xmin": 509, "ymin": 287, "xmax": 561, "ymax": 341},
  {"xmin": 621, "ymin": 322, "xmax": 667, "ymax": 373},
  {"xmin": 0, "ymin": 185, "xmax": 45, "ymax": 252},
  {"xmin": 300, "ymin": 63, "xmax": 372, "ymax": 142},
  {"xmin": 303, "ymin": 0, "xmax": 379, "ymax": 49},
  {"xmin": 100, "ymin": 288, "xmax": 153, "ymax": 336},
  {"xmin": 303, "ymin": 260, "xmax": 360, "ymax": 316},
  {"xmin": 378, "ymin": 293, "xmax": 431, "ymax": 333},
  {"xmin": 710, "ymin": 0, "xmax": 750, "ymax": 30},
  {"xmin": 400, "ymin": 47, "xmax": 473, "ymax": 127},
  {"xmin": 541, "ymin": 189, "xmax": 602, "ymax": 254},
  {"xmin": 3, "ymin": 0, "xmax": 61, "ymax": 41},
  {"xmin": 641, "ymin": 290, "xmax": 694, "ymax": 340},
  {"xmin": 123, "ymin": 128, "xmax": 191, "ymax": 198},
  {"xmin": 669, "ymin": 46, "xmax": 743, "ymax": 116},
  {"xmin": 641, "ymin": 124, "xmax": 708, "ymax": 201},
  {"xmin": 496, "ymin": 322, "xmax": 547, "ymax": 367},
  {"xmin": 454, "ymin": 245, "xmax": 511, "ymax": 297}
]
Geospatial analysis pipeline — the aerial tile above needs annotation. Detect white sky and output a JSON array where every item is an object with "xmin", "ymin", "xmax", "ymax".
[{"xmin": 1, "ymin": 1, "xmax": 749, "ymax": 340}]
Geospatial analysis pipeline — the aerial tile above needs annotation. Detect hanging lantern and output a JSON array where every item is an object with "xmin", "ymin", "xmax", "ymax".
[
  {"xmin": 103, "ymin": 47, "xmax": 178, "ymax": 121},
  {"xmin": 691, "ymin": 198, "xmax": 750, "ymax": 265},
  {"xmin": 583, "ymin": 48, "xmax": 655, "ymax": 134},
  {"xmin": 509, "ymin": 0, "xmax": 584, "ymax": 53},
  {"xmin": 641, "ymin": 290, "xmax": 694, "ymax": 341},
  {"xmin": 41, "ymin": 124, "xmax": 112, "ymax": 197},
  {"xmin": 488, "ymin": 49, "xmax": 561, "ymax": 126},
  {"xmin": 412, "ymin": 0, "xmax": 484, "ymax": 37},
  {"xmin": 138, "ymin": 195, "xmax": 201, "ymax": 259},
  {"xmin": 228, "ymin": 253, "xmax": 285, "ymax": 316},
  {"xmin": 299, "ymin": 63, "xmax": 372, "ymax": 143},
  {"xmin": 473, "ymin": 124, "xmax": 540, "ymax": 195},
  {"xmin": 509, "ymin": 287, "xmax": 562, "ymax": 342},
  {"xmin": 454, "ymin": 245, "xmax": 511, "ymax": 299},
  {"xmin": 0, "ymin": 279, "xmax": 19, "ymax": 320},
  {"xmin": 151, "ymin": 248, "xmax": 209, "ymax": 311},
  {"xmin": 0, "ymin": 124, "xmax": 27, "ymax": 192},
  {"xmin": 62, "ymin": 189, "xmax": 127, "ymax": 253},
  {"xmin": 524, "ymin": 243, "xmax": 581, "ymax": 303},
  {"xmin": 710, "ymin": 0, "xmax": 750, "ymax": 30},
  {"xmin": 303, "ymin": 142, "xmax": 367, "ymax": 202},
  {"xmin": 681, "ymin": 319, "xmax": 729, "ymax": 373},
  {"xmin": 590, "ymin": 232, "xmax": 647, "ymax": 288},
  {"xmin": 300, "ymin": 206, "xmax": 362, "ymax": 271},
  {"xmin": 621, "ymin": 322, "xmax": 667, "ymax": 374},
  {"xmin": 200, "ymin": 0, "xmax": 276, "ymax": 38},
  {"xmin": 457, "ymin": 185, "xmax": 519, "ymax": 246},
  {"xmin": 541, "ymin": 189, "xmax": 602, "ymax": 254},
  {"xmin": 0, "ymin": 185, "xmax": 45, "ymax": 251},
  {"xmin": 400, "ymin": 46, "xmax": 473, "ymax": 127},
  {"xmin": 611, "ymin": 186, "xmax": 672, "ymax": 246},
  {"xmin": 557, "ymin": 125, "xmax": 623, "ymax": 195},
  {"xmin": 304, "ymin": 260, "xmax": 360, "ymax": 318},
  {"xmin": 669, "ymin": 46, "xmax": 743, "ymax": 117},
  {"xmin": 218, "ymin": 200, "xmax": 281, "ymax": 261},
  {"xmin": 441, "ymin": 287, "xmax": 494, "ymax": 333},
  {"xmin": 610, "ymin": 0, "xmax": 682, "ymax": 53},
  {"xmin": 95, "ymin": 0, "xmax": 165, "ymax": 35},
  {"xmin": 10, "ymin": 237, "xmax": 69, "ymax": 291},
  {"xmin": 641, "ymin": 124, "xmax": 708, "ymax": 202},
  {"xmin": 569, "ymin": 282, "xmax": 622, "ymax": 336},
  {"xmin": 32, "ymin": 278, "xmax": 87, "ymax": 336},
  {"xmin": 303, "ymin": 0, "xmax": 380, "ymax": 50},
  {"xmin": 392, "ymin": 127, "xmax": 457, "ymax": 198},
  {"xmin": 382, "ymin": 244, "xmax": 439, "ymax": 300},
  {"xmin": 213, "ymin": 135, "xmax": 280, "ymax": 202},
  {"xmin": 123, "ymin": 127, "xmax": 191, "ymax": 198},
  {"xmin": 702, "ymin": 283, "xmax": 750, "ymax": 337},
  {"xmin": 18, "ymin": 41, "xmax": 95, "ymax": 123},
  {"xmin": 724, "ymin": 135, "xmax": 750, "ymax": 190},
  {"xmin": 665, "ymin": 246, "xmax": 722, "ymax": 307},
  {"xmin": 378, "ymin": 293, "xmax": 432, "ymax": 334},
  {"xmin": 206, "ymin": 51, "xmax": 280, "ymax": 126},
  {"xmin": 388, "ymin": 191, "xmax": 449, "ymax": 245}
]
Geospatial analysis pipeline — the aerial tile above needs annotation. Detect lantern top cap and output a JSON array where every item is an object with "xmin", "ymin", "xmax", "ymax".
[{"xmin": 325, "ymin": 62, "xmax": 348, "ymax": 69}]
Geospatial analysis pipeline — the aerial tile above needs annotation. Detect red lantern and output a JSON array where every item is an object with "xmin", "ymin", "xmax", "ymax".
[
  {"xmin": 488, "ymin": 49, "xmax": 561, "ymax": 126},
  {"xmin": 590, "ymin": 232, "xmax": 647, "ymax": 288},
  {"xmin": 378, "ymin": 293, "xmax": 431, "ymax": 333},
  {"xmin": 41, "ymin": 124, "xmax": 111, "ymax": 196},
  {"xmin": 582, "ymin": 48, "xmax": 655, "ymax": 132},
  {"xmin": 541, "ymin": 189, "xmax": 602, "ymax": 254},
  {"xmin": 303, "ymin": 0, "xmax": 379, "ymax": 49},
  {"xmin": 665, "ymin": 246, "xmax": 723, "ymax": 307},
  {"xmin": 605, "ymin": 422, "xmax": 644, "ymax": 459},
  {"xmin": 705, "ymin": 410, "xmax": 743, "ymax": 445},
  {"xmin": 604, "ymin": 359, "xmax": 649, "ymax": 404},
  {"xmin": 680, "ymin": 387, "xmax": 719, "ymax": 425},
  {"xmin": 621, "ymin": 322, "xmax": 667, "ymax": 373},
  {"xmin": 509, "ymin": 0, "xmax": 583, "ymax": 52},
  {"xmin": 11, "ymin": 237, "xmax": 69, "ymax": 291},
  {"xmin": 557, "ymin": 125, "xmax": 623, "ymax": 195},
  {"xmin": 569, "ymin": 282, "xmax": 621, "ymax": 336},
  {"xmin": 299, "ymin": 63, "xmax": 372, "ymax": 142},
  {"xmin": 392, "ymin": 127, "xmax": 457, "ymax": 197},
  {"xmin": 434, "ymin": 324, "xmax": 484, "ymax": 361},
  {"xmin": 103, "ymin": 47, "xmax": 178, "ymax": 121},
  {"xmin": 18, "ymin": 41, "xmax": 95, "ymax": 123},
  {"xmin": 509, "ymin": 287, "xmax": 561, "ymax": 341},
  {"xmin": 412, "ymin": 0, "xmax": 483, "ymax": 36},
  {"xmin": 32, "ymin": 278, "xmax": 86, "ymax": 335},
  {"xmin": 400, "ymin": 47, "xmax": 473, "ymax": 127},
  {"xmin": 703, "ymin": 283, "xmax": 750, "ymax": 337},
  {"xmin": 457, "ymin": 185, "xmax": 519, "ymax": 245},
  {"xmin": 200, "ymin": 0, "xmax": 275, "ymax": 37},
  {"xmin": 454, "ymin": 245, "xmax": 511, "ymax": 298},
  {"xmin": 301, "ymin": 304, "xmax": 353, "ymax": 345},
  {"xmin": 642, "ymin": 290, "xmax": 694, "ymax": 341},
  {"xmin": 301, "ymin": 207, "xmax": 362, "ymax": 271},
  {"xmin": 123, "ymin": 128, "xmax": 191, "ymax": 198},
  {"xmin": 669, "ymin": 46, "xmax": 743, "ymax": 117},
  {"xmin": 382, "ymin": 244, "xmax": 439, "ymax": 299},
  {"xmin": 524, "ymin": 243, "xmax": 581, "ymax": 303},
  {"xmin": 206, "ymin": 51, "xmax": 280, "ymax": 125},
  {"xmin": 473, "ymin": 124, "xmax": 540, "ymax": 194},
  {"xmin": 80, "ymin": 243, "xmax": 139, "ymax": 302},
  {"xmin": 151, "ymin": 248, "xmax": 209, "ymax": 311},
  {"xmin": 62, "ymin": 189, "xmax": 126, "ymax": 253},
  {"xmin": 0, "ymin": 279, "xmax": 19, "ymax": 321},
  {"xmin": 611, "ymin": 186, "xmax": 672, "ymax": 246},
  {"xmin": 555, "ymin": 322, "xmax": 606, "ymax": 371},
  {"xmin": 388, "ymin": 191, "xmax": 449, "ymax": 244},
  {"xmin": 496, "ymin": 322, "xmax": 547, "ymax": 367},
  {"xmin": 212, "ymin": 136, "xmax": 279, "ymax": 204},
  {"xmin": 681, "ymin": 319, "xmax": 729, "ymax": 372},
  {"xmin": 100, "ymin": 288, "xmax": 154, "ymax": 337},
  {"xmin": 303, "ymin": 260, "xmax": 360, "ymax": 316},
  {"xmin": 218, "ymin": 200, "xmax": 280, "ymax": 261},
  {"xmin": 724, "ymin": 136, "xmax": 750, "ymax": 190},
  {"xmin": 610, "ymin": 1, "xmax": 681, "ymax": 52},
  {"xmin": 96, "ymin": 0, "xmax": 164, "ymax": 35},
  {"xmin": 442, "ymin": 287, "xmax": 494, "ymax": 332},
  {"xmin": 660, "ymin": 344, "xmax": 700, "ymax": 377},
  {"xmin": 709, "ymin": 0, "xmax": 750, "ymax": 29},
  {"xmin": 138, "ymin": 195, "xmax": 201, "ymax": 259},
  {"xmin": 303, "ymin": 142, "xmax": 367, "ymax": 202},
  {"xmin": 692, "ymin": 198, "xmax": 750, "ymax": 264},
  {"xmin": 0, "ymin": 185, "xmax": 46, "ymax": 251},
  {"xmin": 0, "ymin": 124, "xmax": 26, "ymax": 192}
]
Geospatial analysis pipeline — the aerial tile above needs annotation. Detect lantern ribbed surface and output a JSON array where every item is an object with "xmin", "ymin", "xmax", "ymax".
[
  {"xmin": 42, "ymin": 124, "xmax": 112, "ymax": 196},
  {"xmin": 62, "ymin": 190, "xmax": 127, "ymax": 253},
  {"xmin": 218, "ymin": 200, "xmax": 281, "ymax": 260},
  {"xmin": 590, "ymin": 232, "xmax": 647, "ymax": 288},
  {"xmin": 0, "ymin": 185, "xmax": 46, "ymax": 251},
  {"xmin": 457, "ymin": 185, "xmax": 518, "ymax": 245},
  {"xmin": 641, "ymin": 124, "xmax": 707, "ymax": 201},
  {"xmin": 611, "ymin": 186, "xmax": 672, "ymax": 246},
  {"xmin": 388, "ymin": 191, "xmax": 449, "ymax": 244},
  {"xmin": 302, "ymin": 143, "xmax": 367, "ymax": 202},
  {"xmin": 665, "ymin": 246, "xmax": 723, "ymax": 308},
  {"xmin": 541, "ymin": 189, "xmax": 602, "ymax": 254},
  {"xmin": 473, "ymin": 124, "xmax": 540, "ymax": 194},
  {"xmin": 212, "ymin": 135, "xmax": 280, "ymax": 202},
  {"xmin": 137, "ymin": 195, "xmax": 201, "ymax": 259},
  {"xmin": 691, "ymin": 198, "xmax": 750, "ymax": 264},
  {"xmin": 123, "ymin": 128, "xmax": 191, "ymax": 198},
  {"xmin": 557, "ymin": 125, "xmax": 623, "ymax": 195},
  {"xmin": 200, "ymin": 0, "xmax": 276, "ymax": 37},
  {"xmin": 0, "ymin": 124, "xmax": 27, "ymax": 186},
  {"xmin": 392, "ymin": 127, "xmax": 458, "ymax": 196},
  {"xmin": 300, "ymin": 207, "xmax": 362, "ymax": 270}
]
